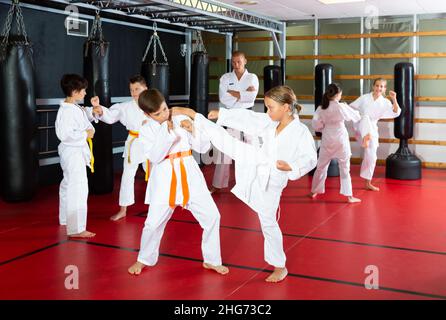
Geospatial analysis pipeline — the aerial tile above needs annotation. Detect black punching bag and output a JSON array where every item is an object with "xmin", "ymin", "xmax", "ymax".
[
  {"xmin": 385, "ymin": 62, "xmax": 421, "ymax": 180},
  {"xmin": 141, "ymin": 63, "xmax": 169, "ymax": 102},
  {"xmin": 190, "ymin": 51, "xmax": 209, "ymax": 115},
  {"xmin": 83, "ymin": 14, "xmax": 113, "ymax": 194},
  {"xmin": 314, "ymin": 63, "xmax": 339, "ymax": 177},
  {"xmin": 263, "ymin": 65, "xmax": 283, "ymax": 112},
  {"xmin": 0, "ymin": 3, "xmax": 38, "ymax": 202}
]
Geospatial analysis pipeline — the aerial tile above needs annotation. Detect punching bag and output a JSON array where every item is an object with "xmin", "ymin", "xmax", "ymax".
[
  {"xmin": 83, "ymin": 13, "xmax": 113, "ymax": 194},
  {"xmin": 141, "ymin": 63, "xmax": 169, "ymax": 102},
  {"xmin": 263, "ymin": 65, "xmax": 283, "ymax": 112},
  {"xmin": 385, "ymin": 62, "xmax": 421, "ymax": 180},
  {"xmin": 314, "ymin": 63, "xmax": 339, "ymax": 177},
  {"xmin": 0, "ymin": 3, "xmax": 38, "ymax": 202},
  {"xmin": 190, "ymin": 51, "xmax": 209, "ymax": 115},
  {"xmin": 141, "ymin": 24, "xmax": 169, "ymax": 101}
]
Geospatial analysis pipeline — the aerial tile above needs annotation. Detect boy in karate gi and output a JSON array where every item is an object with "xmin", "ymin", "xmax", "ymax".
[
  {"xmin": 92, "ymin": 75, "xmax": 148, "ymax": 221},
  {"xmin": 128, "ymin": 89, "xmax": 229, "ymax": 276},
  {"xmin": 56, "ymin": 74, "xmax": 100, "ymax": 238}
]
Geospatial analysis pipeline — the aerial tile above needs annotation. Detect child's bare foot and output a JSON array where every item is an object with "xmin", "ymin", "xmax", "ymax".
[
  {"xmin": 362, "ymin": 134, "xmax": 371, "ymax": 148},
  {"xmin": 128, "ymin": 261, "xmax": 146, "ymax": 275},
  {"xmin": 203, "ymin": 262, "xmax": 229, "ymax": 275},
  {"xmin": 171, "ymin": 106, "xmax": 196, "ymax": 119},
  {"xmin": 209, "ymin": 186, "xmax": 221, "ymax": 194},
  {"xmin": 265, "ymin": 267, "xmax": 288, "ymax": 283},
  {"xmin": 366, "ymin": 181, "xmax": 380, "ymax": 191},
  {"xmin": 110, "ymin": 207, "xmax": 127, "ymax": 221},
  {"xmin": 308, "ymin": 192, "xmax": 318, "ymax": 199},
  {"xmin": 348, "ymin": 196, "xmax": 361, "ymax": 203},
  {"xmin": 68, "ymin": 230, "xmax": 96, "ymax": 239}
]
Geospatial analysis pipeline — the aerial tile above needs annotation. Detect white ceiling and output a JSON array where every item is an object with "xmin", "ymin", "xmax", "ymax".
[{"xmin": 219, "ymin": 0, "xmax": 446, "ymax": 21}]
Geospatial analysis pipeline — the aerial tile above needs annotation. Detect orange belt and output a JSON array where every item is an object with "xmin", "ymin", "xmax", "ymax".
[
  {"xmin": 128, "ymin": 130, "xmax": 150, "ymax": 181},
  {"xmin": 165, "ymin": 150, "xmax": 192, "ymax": 209}
]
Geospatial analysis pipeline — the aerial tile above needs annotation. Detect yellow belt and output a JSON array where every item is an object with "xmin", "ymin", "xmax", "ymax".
[
  {"xmin": 128, "ymin": 130, "xmax": 150, "ymax": 182},
  {"xmin": 87, "ymin": 138, "xmax": 94, "ymax": 173}
]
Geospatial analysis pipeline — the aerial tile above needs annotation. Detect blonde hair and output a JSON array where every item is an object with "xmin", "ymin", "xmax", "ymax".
[{"xmin": 265, "ymin": 85, "xmax": 302, "ymax": 114}]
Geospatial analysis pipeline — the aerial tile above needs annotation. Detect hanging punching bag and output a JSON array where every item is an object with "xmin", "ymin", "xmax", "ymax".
[
  {"xmin": 190, "ymin": 51, "xmax": 209, "ymax": 115},
  {"xmin": 0, "ymin": 3, "xmax": 38, "ymax": 202},
  {"xmin": 141, "ymin": 63, "xmax": 169, "ymax": 102},
  {"xmin": 263, "ymin": 65, "xmax": 283, "ymax": 112},
  {"xmin": 141, "ymin": 24, "xmax": 169, "ymax": 102},
  {"xmin": 83, "ymin": 13, "xmax": 113, "ymax": 194},
  {"xmin": 385, "ymin": 62, "xmax": 421, "ymax": 180},
  {"xmin": 313, "ymin": 63, "xmax": 339, "ymax": 177}
]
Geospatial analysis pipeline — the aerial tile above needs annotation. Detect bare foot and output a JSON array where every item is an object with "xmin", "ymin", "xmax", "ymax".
[
  {"xmin": 265, "ymin": 267, "xmax": 288, "ymax": 283},
  {"xmin": 203, "ymin": 262, "xmax": 229, "ymax": 275},
  {"xmin": 366, "ymin": 181, "xmax": 380, "ymax": 191},
  {"xmin": 68, "ymin": 230, "xmax": 96, "ymax": 239},
  {"xmin": 348, "ymin": 196, "xmax": 361, "ymax": 203},
  {"xmin": 209, "ymin": 186, "xmax": 221, "ymax": 194},
  {"xmin": 128, "ymin": 261, "xmax": 146, "ymax": 275},
  {"xmin": 308, "ymin": 192, "xmax": 318, "ymax": 199},
  {"xmin": 110, "ymin": 207, "xmax": 127, "ymax": 221},
  {"xmin": 362, "ymin": 134, "xmax": 371, "ymax": 148}
]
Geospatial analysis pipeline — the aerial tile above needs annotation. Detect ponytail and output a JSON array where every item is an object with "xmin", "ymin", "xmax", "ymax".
[{"xmin": 321, "ymin": 83, "xmax": 342, "ymax": 110}]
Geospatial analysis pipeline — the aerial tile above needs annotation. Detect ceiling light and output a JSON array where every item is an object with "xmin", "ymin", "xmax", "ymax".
[{"xmin": 235, "ymin": 1, "xmax": 258, "ymax": 4}]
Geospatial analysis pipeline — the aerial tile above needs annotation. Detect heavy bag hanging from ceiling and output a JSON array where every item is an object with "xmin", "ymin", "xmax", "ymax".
[
  {"xmin": 385, "ymin": 62, "xmax": 421, "ymax": 180},
  {"xmin": 263, "ymin": 65, "xmax": 283, "ymax": 112},
  {"xmin": 189, "ymin": 31, "xmax": 209, "ymax": 115},
  {"xmin": 141, "ymin": 22, "xmax": 169, "ymax": 102},
  {"xmin": 83, "ymin": 12, "xmax": 113, "ymax": 194},
  {"xmin": 0, "ymin": 1, "xmax": 38, "ymax": 202},
  {"xmin": 314, "ymin": 63, "xmax": 339, "ymax": 177}
]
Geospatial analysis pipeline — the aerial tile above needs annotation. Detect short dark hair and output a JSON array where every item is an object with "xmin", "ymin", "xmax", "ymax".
[
  {"xmin": 138, "ymin": 89, "xmax": 165, "ymax": 114},
  {"xmin": 60, "ymin": 74, "xmax": 88, "ymax": 97},
  {"xmin": 129, "ymin": 75, "xmax": 147, "ymax": 86}
]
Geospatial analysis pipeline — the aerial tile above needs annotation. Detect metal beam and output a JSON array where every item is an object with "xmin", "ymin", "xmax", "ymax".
[{"xmin": 145, "ymin": 0, "xmax": 283, "ymax": 33}]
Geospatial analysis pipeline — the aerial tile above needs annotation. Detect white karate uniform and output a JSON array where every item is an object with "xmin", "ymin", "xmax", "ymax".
[
  {"xmin": 213, "ymin": 69, "xmax": 259, "ymax": 189},
  {"xmin": 350, "ymin": 93, "xmax": 401, "ymax": 180},
  {"xmin": 97, "ymin": 100, "xmax": 147, "ymax": 207},
  {"xmin": 137, "ymin": 115, "xmax": 222, "ymax": 267},
  {"xmin": 55, "ymin": 101, "xmax": 96, "ymax": 235},
  {"xmin": 311, "ymin": 101, "xmax": 361, "ymax": 197},
  {"xmin": 194, "ymin": 109, "xmax": 317, "ymax": 268}
]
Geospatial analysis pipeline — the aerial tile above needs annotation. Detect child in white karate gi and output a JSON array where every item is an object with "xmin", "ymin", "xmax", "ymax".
[
  {"xmin": 55, "ymin": 74, "xmax": 99, "ymax": 238},
  {"xmin": 350, "ymin": 78, "xmax": 401, "ymax": 191},
  {"xmin": 127, "ymin": 89, "xmax": 229, "ymax": 276},
  {"xmin": 92, "ymin": 75, "xmax": 148, "ymax": 221},
  {"xmin": 310, "ymin": 83, "xmax": 362, "ymax": 203},
  {"xmin": 173, "ymin": 86, "xmax": 317, "ymax": 283}
]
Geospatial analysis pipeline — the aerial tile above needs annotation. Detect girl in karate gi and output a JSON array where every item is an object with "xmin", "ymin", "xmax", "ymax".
[
  {"xmin": 350, "ymin": 78, "xmax": 401, "ymax": 191},
  {"xmin": 128, "ymin": 89, "xmax": 229, "ymax": 276},
  {"xmin": 309, "ymin": 83, "xmax": 362, "ymax": 203},
  {"xmin": 92, "ymin": 75, "xmax": 148, "ymax": 221},
  {"xmin": 56, "ymin": 74, "xmax": 99, "ymax": 238},
  {"xmin": 172, "ymin": 86, "xmax": 317, "ymax": 283}
]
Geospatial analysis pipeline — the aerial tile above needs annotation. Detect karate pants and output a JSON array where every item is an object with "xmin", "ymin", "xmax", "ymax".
[
  {"xmin": 137, "ymin": 193, "xmax": 222, "ymax": 266},
  {"xmin": 59, "ymin": 150, "xmax": 88, "ymax": 235},
  {"xmin": 119, "ymin": 158, "xmax": 147, "ymax": 207}
]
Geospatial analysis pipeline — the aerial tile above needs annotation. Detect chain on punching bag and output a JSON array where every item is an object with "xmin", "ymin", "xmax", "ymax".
[
  {"xmin": 385, "ymin": 62, "xmax": 421, "ymax": 180},
  {"xmin": 141, "ymin": 22, "xmax": 169, "ymax": 102},
  {"xmin": 0, "ymin": 1, "xmax": 38, "ymax": 202},
  {"xmin": 189, "ymin": 31, "xmax": 209, "ymax": 115},
  {"xmin": 313, "ymin": 63, "xmax": 339, "ymax": 177},
  {"xmin": 83, "ymin": 11, "xmax": 114, "ymax": 194}
]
